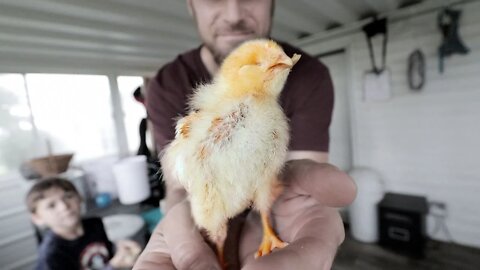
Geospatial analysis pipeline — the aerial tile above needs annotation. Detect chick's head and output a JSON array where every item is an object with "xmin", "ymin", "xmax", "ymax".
[{"xmin": 218, "ymin": 39, "xmax": 301, "ymax": 99}]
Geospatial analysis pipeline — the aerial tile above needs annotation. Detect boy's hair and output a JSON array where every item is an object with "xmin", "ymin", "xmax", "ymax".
[{"xmin": 26, "ymin": 177, "xmax": 80, "ymax": 213}]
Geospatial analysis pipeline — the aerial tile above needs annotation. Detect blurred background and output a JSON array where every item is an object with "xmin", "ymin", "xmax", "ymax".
[{"xmin": 0, "ymin": 0, "xmax": 479, "ymax": 269}]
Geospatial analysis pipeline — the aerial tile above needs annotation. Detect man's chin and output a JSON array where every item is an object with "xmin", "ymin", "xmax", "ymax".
[
  {"xmin": 215, "ymin": 39, "xmax": 253, "ymax": 61},
  {"xmin": 206, "ymin": 35, "xmax": 255, "ymax": 64},
  {"xmin": 218, "ymin": 34, "xmax": 253, "ymax": 45}
]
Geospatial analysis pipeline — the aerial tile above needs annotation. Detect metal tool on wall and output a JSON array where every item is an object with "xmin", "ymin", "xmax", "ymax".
[
  {"xmin": 363, "ymin": 17, "xmax": 388, "ymax": 75},
  {"xmin": 438, "ymin": 7, "xmax": 470, "ymax": 73},
  {"xmin": 362, "ymin": 18, "xmax": 391, "ymax": 101}
]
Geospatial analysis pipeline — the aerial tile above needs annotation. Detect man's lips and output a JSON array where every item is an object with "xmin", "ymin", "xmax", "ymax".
[{"xmin": 217, "ymin": 31, "xmax": 254, "ymax": 38}]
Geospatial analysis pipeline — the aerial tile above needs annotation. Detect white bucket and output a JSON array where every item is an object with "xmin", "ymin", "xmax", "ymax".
[
  {"xmin": 112, "ymin": 156, "xmax": 150, "ymax": 204},
  {"xmin": 348, "ymin": 167, "xmax": 384, "ymax": 243}
]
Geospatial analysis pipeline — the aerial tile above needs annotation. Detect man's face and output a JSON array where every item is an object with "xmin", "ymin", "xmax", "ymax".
[
  {"xmin": 188, "ymin": 0, "xmax": 273, "ymax": 63},
  {"xmin": 32, "ymin": 188, "xmax": 82, "ymax": 231}
]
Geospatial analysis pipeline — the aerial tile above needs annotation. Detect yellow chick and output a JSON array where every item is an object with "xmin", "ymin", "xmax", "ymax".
[{"xmin": 161, "ymin": 39, "xmax": 301, "ymax": 262}]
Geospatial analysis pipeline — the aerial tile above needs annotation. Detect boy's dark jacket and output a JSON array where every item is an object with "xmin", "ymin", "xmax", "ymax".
[{"xmin": 35, "ymin": 217, "xmax": 114, "ymax": 270}]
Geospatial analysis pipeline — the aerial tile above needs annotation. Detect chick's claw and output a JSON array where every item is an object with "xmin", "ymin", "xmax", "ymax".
[
  {"xmin": 255, "ymin": 232, "xmax": 288, "ymax": 258},
  {"xmin": 215, "ymin": 242, "xmax": 227, "ymax": 270},
  {"xmin": 254, "ymin": 211, "xmax": 288, "ymax": 258}
]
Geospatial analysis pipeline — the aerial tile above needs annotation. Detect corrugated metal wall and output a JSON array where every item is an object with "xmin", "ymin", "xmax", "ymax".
[
  {"xmin": 0, "ymin": 0, "xmax": 410, "ymax": 75},
  {"xmin": 303, "ymin": 1, "xmax": 480, "ymax": 248}
]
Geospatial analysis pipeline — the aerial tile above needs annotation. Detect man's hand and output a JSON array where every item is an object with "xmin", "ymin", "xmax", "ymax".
[
  {"xmin": 133, "ymin": 200, "xmax": 222, "ymax": 270},
  {"xmin": 239, "ymin": 160, "xmax": 356, "ymax": 270},
  {"xmin": 133, "ymin": 160, "xmax": 356, "ymax": 270}
]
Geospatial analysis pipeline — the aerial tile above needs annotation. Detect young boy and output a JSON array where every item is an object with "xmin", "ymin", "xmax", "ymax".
[{"xmin": 26, "ymin": 177, "xmax": 140, "ymax": 270}]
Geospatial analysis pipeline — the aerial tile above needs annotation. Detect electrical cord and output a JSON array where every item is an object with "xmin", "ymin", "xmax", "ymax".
[{"xmin": 428, "ymin": 201, "xmax": 456, "ymax": 244}]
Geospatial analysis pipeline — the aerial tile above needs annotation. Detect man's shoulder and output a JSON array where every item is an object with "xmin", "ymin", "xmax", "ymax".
[
  {"xmin": 151, "ymin": 46, "xmax": 211, "ymax": 94},
  {"xmin": 155, "ymin": 46, "xmax": 203, "ymax": 79}
]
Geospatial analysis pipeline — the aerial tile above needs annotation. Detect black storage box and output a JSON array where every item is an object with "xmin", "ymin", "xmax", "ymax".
[{"xmin": 378, "ymin": 192, "xmax": 428, "ymax": 258}]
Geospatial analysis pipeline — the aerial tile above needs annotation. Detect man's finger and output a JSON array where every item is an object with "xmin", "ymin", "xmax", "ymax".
[
  {"xmin": 163, "ymin": 201, "xmax": 222, "ymax": 270},
  {"xmin": 282, "ymin": 160, "xmax": 356, "ymax": 207},
  {"xmin": 242, "ymin": 237, "xmax": 336, "ymax": 270},
  {"xmin": 240, "ymin": 206, "xmax": 344, "ymax": 270},
  {"xmin": 133, "ymin": 222, "xmax": 175, "ymax": 270},
  {"xmin": 133, "ymin": 251, "xmax": 176, "ymax": 270}
]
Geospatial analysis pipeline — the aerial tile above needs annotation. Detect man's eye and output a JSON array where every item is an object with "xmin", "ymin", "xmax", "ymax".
[
  {"xmin": 47, "ymin": 202, "xmax": 55, "ymax": 209},
  {"xmin": 204, "ymin": 0, "xmax": 222, "ymax": 5}
]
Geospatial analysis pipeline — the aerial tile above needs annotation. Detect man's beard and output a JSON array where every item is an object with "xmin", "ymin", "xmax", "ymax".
[{"xmin": 206, "ymin": 20, "xmax": 259, "ymax": 64}]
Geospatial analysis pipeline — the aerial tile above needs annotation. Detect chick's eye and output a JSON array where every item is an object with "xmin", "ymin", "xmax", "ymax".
[
  {"xmin": 254, "ymin": 61, "xmax": 266, "ymax": 68},
  {"xmin": 249, "ymin": 61, "xmax": 260, "ymax": 66}
]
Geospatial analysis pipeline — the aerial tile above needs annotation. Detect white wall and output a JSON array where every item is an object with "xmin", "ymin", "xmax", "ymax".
[
  {"xmin": 0, "ymin": 174, "xmax": 38, "ymax": 270},
  {"xmin": 300, "ymin": 1, "xmax": 480, "ymax": 248}
]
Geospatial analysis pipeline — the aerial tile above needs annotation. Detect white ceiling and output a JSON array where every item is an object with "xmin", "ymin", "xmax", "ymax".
[{"xmin": 0, "ymin": 0, "xmax": 424, "ymax": 75}]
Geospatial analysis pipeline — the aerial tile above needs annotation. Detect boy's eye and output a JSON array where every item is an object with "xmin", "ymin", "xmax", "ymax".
[
  {"xmin": 64, "ymin": 192, "xmax": 76, "ymax": 200},
  {"xmin": 47, "ymin": 202, "xmax": 55, "ymax": 209}
]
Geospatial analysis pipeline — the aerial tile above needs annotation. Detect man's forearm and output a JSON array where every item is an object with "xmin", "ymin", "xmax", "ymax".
[{"xmin": 287, "ymin": 150, "xmax": 329, "ymax": 163}]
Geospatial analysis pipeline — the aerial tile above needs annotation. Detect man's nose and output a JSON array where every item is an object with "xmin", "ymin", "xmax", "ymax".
[{"xmin": 224, "ymin": 0, "xmax": 243, "ymax": 25}]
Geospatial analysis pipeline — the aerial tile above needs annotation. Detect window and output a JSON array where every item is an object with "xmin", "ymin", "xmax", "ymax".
[
  {"xmin": 0, "ymin": 74, "xmax": 36, "ymax": 176},
  {"xmin": 26, "ymin": 74, "xmax": 117, "ymax": 161},
  {"xmin": 0, "ymin": 73, "xmax": 146, "ymax": 178},
  {"xmin": 117, "ymin": 76, "xmax": 146, "ymax": 154}
]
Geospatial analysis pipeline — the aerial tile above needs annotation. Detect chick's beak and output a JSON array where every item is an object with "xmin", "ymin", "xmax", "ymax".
[
  {"xmin": 269, "ymin": 53, "xmax": 302, "ymax": 71},
  {"xmin": 291, "ymin": 53, "xmax": 301, "ymax": 65}
]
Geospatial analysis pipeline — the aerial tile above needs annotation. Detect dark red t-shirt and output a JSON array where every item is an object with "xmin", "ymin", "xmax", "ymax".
[{"xmin": 146, "ymin": 42, "xmax": 334, "ymax": 153}]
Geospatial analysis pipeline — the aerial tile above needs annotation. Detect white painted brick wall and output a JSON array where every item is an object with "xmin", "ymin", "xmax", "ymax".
[{"xmin": 302, "ymin": 1, "xmax": 480, "ymax": 248}]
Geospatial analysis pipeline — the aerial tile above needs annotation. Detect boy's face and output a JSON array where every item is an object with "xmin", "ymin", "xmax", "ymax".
[
  {"xmin": 187, "ymin": 0, "xmax": 273, "ymax": 63},
  {"xmin": 31, "ymin": 188, "xmax": 82, "ymax": 231}
]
